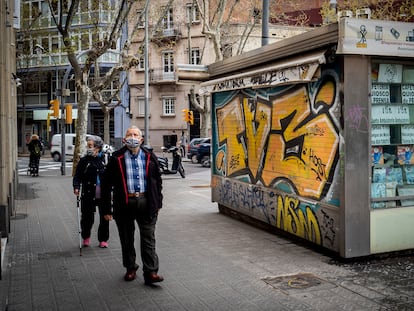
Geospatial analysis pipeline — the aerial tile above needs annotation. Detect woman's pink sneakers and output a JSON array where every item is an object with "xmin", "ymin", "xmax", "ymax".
[
  {"xmin": 99, "ymin": 241, "xmax": 108, "ymax": 248},
  {"xmin": 83, "ymin": 238, "xmax": 90, "ymax": 247}
]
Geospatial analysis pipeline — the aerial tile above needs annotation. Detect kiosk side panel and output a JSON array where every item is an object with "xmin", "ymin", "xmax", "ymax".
[{"xmin": 211, "ymin": 66, "xmax": 343, "ymax": 253}]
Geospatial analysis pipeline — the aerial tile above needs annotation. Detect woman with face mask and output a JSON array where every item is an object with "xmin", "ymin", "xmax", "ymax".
[{"xmin": 73, "ymin": 135, "xmax": 110, "ymax": 248}]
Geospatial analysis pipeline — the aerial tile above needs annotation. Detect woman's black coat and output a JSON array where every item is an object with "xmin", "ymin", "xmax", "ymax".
[{"xmin": 73, "ymin": 154, "xmax": 105, "ymax": 205}]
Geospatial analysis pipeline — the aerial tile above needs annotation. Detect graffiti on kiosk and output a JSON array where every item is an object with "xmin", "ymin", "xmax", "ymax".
[
  {"xmin": 215, "ymin": 74, "xmax": 340, "ymax": 201},
  {"xmin": 213, "ymin": 63, "xmax": 318, "ymax": 92},
  {"xmin": 217, "ymin": 179, "xmax": 323, "ymax": 244}
]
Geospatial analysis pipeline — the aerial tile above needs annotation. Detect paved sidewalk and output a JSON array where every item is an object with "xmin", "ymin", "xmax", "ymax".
[{"xmin": 1, "ymin": 167, "xmax": 414, "ymax": 310}]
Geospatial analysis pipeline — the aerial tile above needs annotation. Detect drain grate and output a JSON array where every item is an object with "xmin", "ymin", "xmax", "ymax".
[
  {"xmin": 262, "ymin": 273, "xmax": 336, "ymax": 294},
  {"xmin": 38, "ymin": 251, "xmax": 73, "ymax": 260}
]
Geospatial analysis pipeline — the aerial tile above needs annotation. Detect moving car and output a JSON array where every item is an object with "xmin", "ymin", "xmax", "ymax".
[
  {"xmin": 196, "ymin": 142, "xmax": 211, "ymax": 167},
  {"xmin": 187, "ymin": 137, "xmax": 210, "ymax": 163}
]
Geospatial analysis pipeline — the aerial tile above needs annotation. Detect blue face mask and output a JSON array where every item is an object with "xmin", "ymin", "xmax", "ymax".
[{"xmin": 125, "ymin": 138, "xmax": 140, "ymax": 149}]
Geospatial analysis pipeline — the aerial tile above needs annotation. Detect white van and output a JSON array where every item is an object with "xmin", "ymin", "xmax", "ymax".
[{"xmin": 50, "ymin": 133, "xmax": 92, "ymax": 162}]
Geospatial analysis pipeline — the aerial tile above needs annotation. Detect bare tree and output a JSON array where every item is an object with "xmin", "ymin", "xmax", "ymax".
[
  {"xmin": 185, "ymin": 0, "xmax": 262, "ymax": 137},
  {"xmin": 46, "ymin": 0, "xmax": 145, "ymax": 174},
  {"xmin": 195, "ymin": 0, "xmax": 262, "ymax": 62}
]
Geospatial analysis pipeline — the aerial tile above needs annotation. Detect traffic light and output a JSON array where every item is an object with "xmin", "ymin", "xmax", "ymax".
[
  {"xmin": 182, "ymin": 109, "xmax": 194, "ymax": 125},
  {"xmin": 49, "ymin": 99, "xmax": 59, "ymax": 118},
  {"xmin": 188, "ymin": 110, "xmax": 194, "ymax": 125},
  {"xmin": 65, "ymin": 104, "xmax": 72, "ymax": 124},
  {"xmin": 182, "ymin": 109, "xmax": 189, "ymax": 122}
]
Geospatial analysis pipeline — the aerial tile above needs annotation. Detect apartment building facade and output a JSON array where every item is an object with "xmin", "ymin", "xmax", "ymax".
[
  {"xmin": 127, "ymin": 1, "xmax": 309, "ymax": 150},
  {"xmin": 0, "ymin": 0, "xmax": 18, "ymax": 243},
  {"xmin": 16, "ymin": 0, "xmax": 124, "ymax": 151}
]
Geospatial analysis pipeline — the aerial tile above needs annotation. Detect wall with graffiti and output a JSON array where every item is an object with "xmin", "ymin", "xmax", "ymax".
[{"xmin": 211, "ymin": 67, "xmax": 343, "ymax": 252}]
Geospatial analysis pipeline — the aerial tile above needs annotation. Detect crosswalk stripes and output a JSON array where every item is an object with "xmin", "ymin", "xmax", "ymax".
[{"xmin": 18, "ymin": 163, "xmax": 73, "ymax": 175}]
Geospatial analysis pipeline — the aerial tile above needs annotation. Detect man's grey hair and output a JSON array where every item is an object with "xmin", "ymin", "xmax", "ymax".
[
  {"xmin": 87, "ymin": 135, "xmax": 104, "ymax": 150},
  {"xmin": 126, "ymin": 125, "xmax": 142, "ymax": 137}
]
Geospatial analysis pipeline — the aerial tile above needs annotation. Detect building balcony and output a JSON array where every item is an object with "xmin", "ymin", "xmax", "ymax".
[
  {"xmin": 150, "ymin": 68, "xmax": 177, "ymax": 84},
  {"xmin": 151, "ymin": 25, "xmax": 182, "ymax": 46}
]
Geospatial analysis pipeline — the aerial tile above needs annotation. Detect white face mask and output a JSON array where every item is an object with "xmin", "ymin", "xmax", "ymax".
[
  {"xmin": 125, "ymin": 138, "xmax": 140, "ymax": 149},
  {"xmin": 86, "ymin": 148, "xmax": 95, "ymax": 156}
]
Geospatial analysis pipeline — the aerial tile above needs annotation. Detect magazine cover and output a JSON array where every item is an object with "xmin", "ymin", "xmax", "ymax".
[
  {"xmin": 372, "ymin": 146, "xmax": 384, "ymax": 165},
  {"xmin": 371, "ymin": 182, "xmax": 386, "ymax": 208},
  {"xmin": 386, "ymin": 167, "xmax": 403, "ymax": 185},
  {"xmin": 372, "ymin": 167, "xmax": 386, "ymax": 183},
  {"xmin": 404, "ymin": 165, "xmax": 414, "ymax": 184},
  {"xmin": 398, "ymin": 186, "xmax": 414, "ymax": 207},
  {"xmin": 397, "ymin": 145, "xmax": 414, "ymax": 165}
]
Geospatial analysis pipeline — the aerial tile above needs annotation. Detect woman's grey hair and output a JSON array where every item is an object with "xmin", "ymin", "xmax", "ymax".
[{"xmin": 87, "ymin": 135, "xmax": 104, "ymax": 150}]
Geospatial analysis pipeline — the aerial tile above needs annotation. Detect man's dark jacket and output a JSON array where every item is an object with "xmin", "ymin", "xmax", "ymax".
[{"xmin": 101, "ymin": 146, "xmax": 163, "ymax": 219}]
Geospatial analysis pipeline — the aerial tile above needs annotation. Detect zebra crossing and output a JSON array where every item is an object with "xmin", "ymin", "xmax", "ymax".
[{"xmin": 18, "ymin": 158, "xmax": 73, "ymax": 176}]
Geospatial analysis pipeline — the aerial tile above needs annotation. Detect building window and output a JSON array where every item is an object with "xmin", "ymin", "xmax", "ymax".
[
  {"xmin": 136, "ymin": 10, "xmax": 145, "ymax": 28},
  {"xmin": 162, "ymin": 97, "xmax": 175, "ymax": 116},
  {"xmin": 190, "ymin": 48, "xmax": 201, "ymax": 65},
  {"xmin": 51, "ymin": 37, "xmax": 59, "ymax": 53},
  {"xmin": 81, "ymin": 31, "xmax": 90, "ymax": 50},
  {"xmin": 370, "ymin": 62, "xmax": 414, "ymax": 209},
  {"xmin": 162, "ymin": 51, "xmax": 174, "ymax": 80},
  {"xmin": 137, "ymin": 55, "xmax": 145, "ymax": 71},
  {"xmin": 136, "ymin": 97, "xmax": 145, "ymax": 116},
  {"xmin": 186, "ymin": 3, "xmax": 200, "ymax": 24},
  {"xmin": 222, "ymin": 44, "xmax": 233, "ymax": 59},
  {"xmin": 161, "ymin": 7, "xmax": 173, "ymax": 30}
]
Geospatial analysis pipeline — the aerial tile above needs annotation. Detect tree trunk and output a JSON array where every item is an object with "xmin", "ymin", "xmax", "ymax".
[
  {"xmin": 200, "ymin": 94, "xmax": 210, "ymax": 137},
  {"xmin": 71, "ymin": 87, "xmax": 90, "ymax": 176}
]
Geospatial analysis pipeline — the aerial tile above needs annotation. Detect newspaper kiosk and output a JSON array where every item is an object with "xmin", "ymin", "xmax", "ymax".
[{"xmin": 201, "ymin": 18, "xmax": 414, "ymax": 258}]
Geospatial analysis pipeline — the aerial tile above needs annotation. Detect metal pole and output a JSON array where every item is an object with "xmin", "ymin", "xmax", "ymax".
[
  {"xmin": 262, "ymin": 0, "xmax": 269, "ymax": 46},
  {"xmin": 56, "ymin": 65, "xmax": 66, "ymax": 176},
  {"xmin": 144, "ymin": 0, "xmax": 150, "ymax": 145},
  {"xmin": 60, "ymin": 91, "xmax": 66, "ymax": 175}
]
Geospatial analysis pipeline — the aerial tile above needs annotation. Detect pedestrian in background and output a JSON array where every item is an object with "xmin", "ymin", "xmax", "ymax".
[
  {"xmin": 27, "ymin": 134, "xmax": 43, "ymax": 177},
  {"xmin": 101, "ymin": 126, "xmax": 164, "ymax": 285},
  {"xmin": 73, "ymin": 135, "xmax": 109, "ymax": 248},
  {"xmin": 179, "ymin": 130, "xmax": 187, "ymax": 157}
]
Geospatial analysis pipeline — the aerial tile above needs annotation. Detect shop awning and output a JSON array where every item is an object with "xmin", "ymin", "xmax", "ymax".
[{"xmin": 200, "ymin": 49, "xmax": 327, "ymax": 93}]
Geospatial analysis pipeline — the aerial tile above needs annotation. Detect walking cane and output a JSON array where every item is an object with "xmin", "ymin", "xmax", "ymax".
[{"xmin": 76, "ymin": 196, "xmax": 82, "ymax": 256}]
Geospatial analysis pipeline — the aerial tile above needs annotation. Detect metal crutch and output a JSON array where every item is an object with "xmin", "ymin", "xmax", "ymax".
[{"xmin": 76, "ymin": 196, "xmax": 82, "ymax": 256}]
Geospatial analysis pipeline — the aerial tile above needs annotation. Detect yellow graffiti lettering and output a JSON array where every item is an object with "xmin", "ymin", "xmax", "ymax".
[
  {"xmin": 315, "ymin": 80, "xmax": 335, "ymax": 108},
  {"xmin": 215, "ymin": 150, "xmax": 225, "ymax": 174},
  {"xmin": 242, "ymin": 98, "xmax": 271, "ymax": 179},
  {"xmin": 216, "ymin": 99, "xmax": 246, "ymax": 175},
  {"xmin": 262, "ymin": 86, "xmax": 338, "ymax": 199},
  {"xmin": 214, "ymin": 78, "xmax": 338, "ymax": 200},
  {"xmin": 297, "ymin": 206, "xmax": 321, "ymax": 244},
  {"xmin": 276, "ymin": 195, "xmax": 321, "ymax": 245}
]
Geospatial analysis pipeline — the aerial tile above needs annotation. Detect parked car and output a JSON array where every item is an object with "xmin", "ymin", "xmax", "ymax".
[
  {"xmin": 196, "ymin": 142, "xmax": 211, "ymax": 167},
  {"xmin": 187, "ymin": 137, "xmax": 210, "ymax": 163}
]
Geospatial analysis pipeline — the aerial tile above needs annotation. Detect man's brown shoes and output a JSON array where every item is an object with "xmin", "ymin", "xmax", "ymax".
[
  {"xmin": 144, "ymin": 272, "xmax": 164, "ymax": 285},
  {"xmin": 124, "ymin": 266, "xmax": 138, "ymax": 282}
]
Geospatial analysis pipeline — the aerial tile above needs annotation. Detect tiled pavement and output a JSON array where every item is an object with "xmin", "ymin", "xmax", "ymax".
[{"xmin": 1, "ymin": 166, "xmax": 414, "ymax": 310}]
